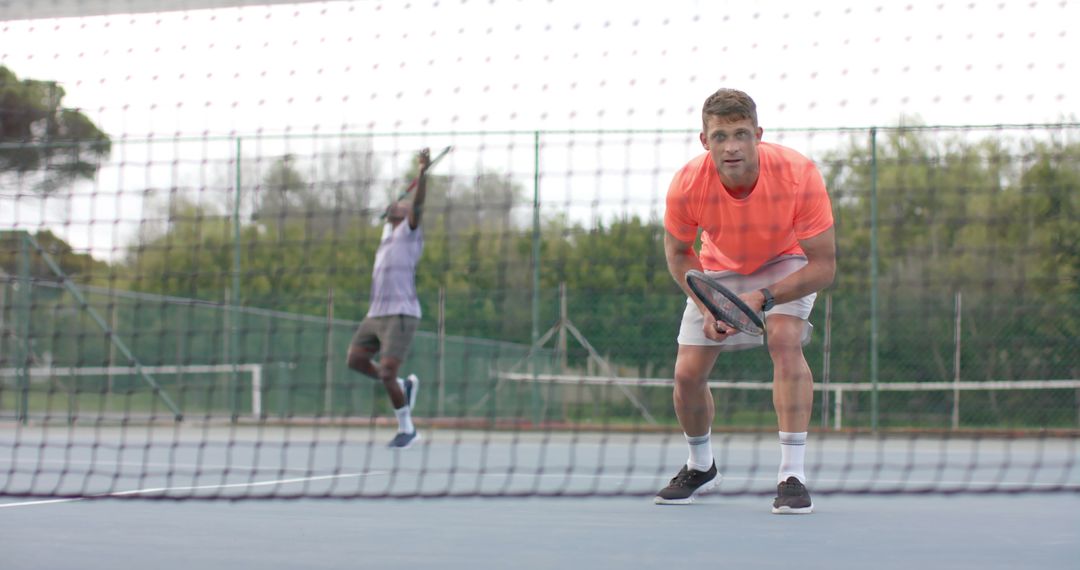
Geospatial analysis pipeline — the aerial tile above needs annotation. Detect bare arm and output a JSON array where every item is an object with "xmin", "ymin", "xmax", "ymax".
[
  {"xmin": 665, "ymin": 230, "xmax": 735, "ymax": 340},
  {"xmin": 664, "ymin": 230, "xmax": 704, "ymax": 306},
  {"xmin": 745, "ymin": 226, "xmax": 837, "ymax": 310},
  {"xmin": 408, "ymin": 148, "xmax": 431, "ymax": 230}
]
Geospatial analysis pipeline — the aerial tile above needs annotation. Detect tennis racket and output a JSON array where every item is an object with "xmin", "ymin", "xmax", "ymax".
[
  {"xmin": 685, "ymin": 269, "xmax": 765, "ymax": 336},
  {"xmin": 380, "ymin": 145, "xmax": 452, "ymax": 219}
]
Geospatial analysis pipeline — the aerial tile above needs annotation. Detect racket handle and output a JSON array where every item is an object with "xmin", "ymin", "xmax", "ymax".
[
  {"xmin": 398, "ymin": 145, "xmax": 452, "ymax": 198},
  {"xmin": 380, "ymin": 146, "xmax": 452, "ymax": 219}
]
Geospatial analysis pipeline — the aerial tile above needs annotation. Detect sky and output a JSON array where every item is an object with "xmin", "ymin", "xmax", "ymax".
[{"xmin": 1, "ymin": 0, "xmax": 1077, "ymax": 260}]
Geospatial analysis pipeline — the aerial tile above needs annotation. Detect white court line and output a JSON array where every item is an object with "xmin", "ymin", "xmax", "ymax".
[
  {"xmin": 0, "ymin": 470, "xmax": 390, "ymax": 509},
  {"xmin": 4, "ymin": 470, "xmax": 1073, "ymax": 509},
  {"xmin": 12, "ymin": 457, "xmax": 341, "ymax": 474}
]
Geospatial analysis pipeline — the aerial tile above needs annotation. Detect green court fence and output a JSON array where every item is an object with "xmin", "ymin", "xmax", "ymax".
[{"xmin": 2, "ymin": 124, "xmax": 1078, "ymax": 430}]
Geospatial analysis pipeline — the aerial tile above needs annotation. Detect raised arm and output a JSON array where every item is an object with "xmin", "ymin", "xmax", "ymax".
[{"xmin": 408, "ymin": 148, "xmax": 431, "ymax": 230}]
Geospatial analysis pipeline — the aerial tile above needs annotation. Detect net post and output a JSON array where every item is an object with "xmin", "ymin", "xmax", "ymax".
[
  {"xmin": 0, "ymin": 269, "xmax": 7, "ymax": 415},
  {"xmin": 558, "ymin": 282, "xmax": 567, "ymax": 373},
  {"xmin": 558, "ymin": 282, "xmax": 568, "ymax": 422},
  {"xmin": 251, "ymin": 364, "xmax": 263, "ymax": 419},
  {"xmin": 230, "ymin": 136, "xmax": 243, "ymax": 423},
  {"xmin": 16, "ymin": 232, "xmax": 32, "ymax": 424},
  {"xmin": 277, "ymin": 362, "xmax": 289, "ymax": 419},
  {"xmin": 323, "ymin": 287, "xmax": 334, "ymax": 416},
  {"xmin": 437, "ymin": 286, "xmax": 446, "ymax": 417},
  {"xmin": 225, "ymin": 286, "xmax": 234, "ymax": 420},
  {"xmin": 952, "ymin": 290, "xmax": 962, "ymax": 430},
  {"xmin": 107, "ymin": 300, "xmax": 119, "ymax": 416},
  {"xmin": 834, "ymin": 388, "xmax": 843, "ymax": 430},
  {"xmin": 821, "ymin": 293, "xmax": 832, "ymax": 429},
  {"xmin": 530, "ymin": 129, "xmax": 542, "ymax": 426},
  {"xmin": 869, "ymin": 126, "xmax": 880, "ymax": 433}
]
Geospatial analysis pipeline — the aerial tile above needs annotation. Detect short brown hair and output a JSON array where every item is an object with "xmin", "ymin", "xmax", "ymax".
[{"xmin": 701, "ymin": 88, "xmax": 758, "ymax": 129}]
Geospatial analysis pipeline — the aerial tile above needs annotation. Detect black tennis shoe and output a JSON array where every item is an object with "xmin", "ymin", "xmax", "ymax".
[
  {"xmin": 387, "ymin": 431, "xmax": 420, "ymax": 449},
  {"xmin": 654, "ymin": 462, "xmax": 719, "ymax": 505},
  {"xmin": 771, "ymin": 476, "xmax": 814, "ymax": 514}
]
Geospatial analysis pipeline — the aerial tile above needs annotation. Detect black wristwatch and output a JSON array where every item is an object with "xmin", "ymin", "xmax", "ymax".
[{"xmin": 759, "ymin": 288, "xmax": 775, "ymax": 311}]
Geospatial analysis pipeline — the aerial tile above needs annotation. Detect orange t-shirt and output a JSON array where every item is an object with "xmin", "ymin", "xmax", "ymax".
[{"xmin": 664, "ymin": 142, "xmax": 833, "ymax": 275}]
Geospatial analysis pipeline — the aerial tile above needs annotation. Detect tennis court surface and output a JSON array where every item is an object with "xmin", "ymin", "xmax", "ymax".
[{"xmin": 2, "ymin": 425, "xmax": 1077, "ymax": 570}]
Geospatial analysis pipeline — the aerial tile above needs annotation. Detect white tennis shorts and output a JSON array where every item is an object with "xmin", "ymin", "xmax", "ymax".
[{"xmin": 677, "ymin": 255, "xmax": 816, "ymax": 351}]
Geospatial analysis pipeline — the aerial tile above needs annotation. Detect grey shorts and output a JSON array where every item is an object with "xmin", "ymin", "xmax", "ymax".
[
  {"xmin": 678, "ymin": 255, "xmax": 816, "ymax": 352},
  {"xmin": 350, "ymin": 315, "xmax": 420, "ymax": 360}
]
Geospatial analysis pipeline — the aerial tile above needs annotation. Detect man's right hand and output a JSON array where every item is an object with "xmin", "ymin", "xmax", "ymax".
[
  {"xmin": 418, "ymin": 147, "xmax": 431, "ymax": 173},
  {"xmin": 702, "ymin": 311, "xmax": 739, "ymax": 342}
]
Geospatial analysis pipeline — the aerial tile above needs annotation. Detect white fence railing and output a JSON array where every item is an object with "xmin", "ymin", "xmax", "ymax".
[{"xmin": 496, "ymin": 372, "xmax": 1080, "ymax": 429}]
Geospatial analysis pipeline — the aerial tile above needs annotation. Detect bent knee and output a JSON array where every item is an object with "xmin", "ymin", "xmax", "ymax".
[
  {"xmin": 766, "ymin": 319, "xmax": 807, "ymax": 353},
  {"xmin": 673, "ymin": 369, "xmax": 709, "ymax": 389},
  {"xmin": 346, "ymin": 349, "xmax": 371, "ymax": 371}
]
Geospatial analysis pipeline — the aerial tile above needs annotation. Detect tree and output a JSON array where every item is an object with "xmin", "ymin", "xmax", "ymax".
[
  {"xmin": 819, "ymin": 125, "xmax": 1080, "ymax": 395},
  {"xmin": 542, "ymin": 215, "xmax": 684, "ymax": 377},
  {"xmin": 424, "ymin": 170, "xmax": 524, "ymax": 237},
  {"xmin": 415, "ymin": 167, "xmax": 530, "ymax": 338},
  {"xmin": 241, "ymin": 142, "xmax": 383, "ymax": 246},
  {"xmin": 0, "ymin": 229, "xmax": 109, "ymax": 286},
  {"xmin": 0, "ymin": 65, "xmax": 110, "ymax": 194},
  {"xmin": 252, "ymin": 155, "xmax": 309, "ymax": 243},
  {"xmin": 120, "ymin": 197, "xmax": 236, "ymax": 299}
]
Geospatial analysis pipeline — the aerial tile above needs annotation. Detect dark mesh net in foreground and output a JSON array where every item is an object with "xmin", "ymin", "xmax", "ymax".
[{"xmin": 2, "ymin": 0, "xmax": 1079, "ymax": 501}]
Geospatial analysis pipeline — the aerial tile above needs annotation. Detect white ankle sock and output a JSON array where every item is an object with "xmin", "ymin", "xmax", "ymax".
[
  {"xmin": 395, "ymin": 405, "xmax": 414, "ymax": 434},
  {"xmin": 685, "ymin": 430, "xmax": 713, "ymax": 472},
  {"xmin": 778, "ymin": 431, "xmax": 807, "ymax": 484}
]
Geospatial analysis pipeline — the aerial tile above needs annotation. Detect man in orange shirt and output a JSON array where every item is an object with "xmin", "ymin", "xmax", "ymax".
[{"xmin": 656, "ymin": 89, "xmax": 836, "ymax": 513}]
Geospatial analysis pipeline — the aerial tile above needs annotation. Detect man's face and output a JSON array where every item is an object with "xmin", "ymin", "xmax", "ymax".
[
  {"xmin": 699, "ymin": 115, "xmax": 762, "ymax": 190},
  {"xmin": 385, "ymin": 202, "xmax": 410, "ymax": 224}
]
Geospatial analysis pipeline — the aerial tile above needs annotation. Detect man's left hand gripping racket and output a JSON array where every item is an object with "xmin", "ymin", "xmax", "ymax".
[{"xmin": 685, "ymin": 269, "xmax": 765, "ymax": 336}]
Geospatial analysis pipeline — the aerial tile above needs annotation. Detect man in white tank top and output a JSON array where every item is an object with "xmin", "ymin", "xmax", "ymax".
[{"xmin": 347, "ymin": 148, "xmax": 430, "ymax": 449}]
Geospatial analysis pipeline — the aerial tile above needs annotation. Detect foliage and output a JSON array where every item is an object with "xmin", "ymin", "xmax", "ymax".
[
  {"xmin": 0, "ymin": 229, "xmax": 109, "ymax": 284},
  {"xmin": 0, "ymin": 65, "xmax": 110, "ymax": 194}
]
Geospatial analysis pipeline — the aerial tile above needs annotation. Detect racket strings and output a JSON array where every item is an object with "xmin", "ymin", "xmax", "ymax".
[
  {"xmin": 686, "ymin": 270, "xmax": 765, "ymax": 336},
  {"xmin": 711, "ymin": 293, "xmax": 756, "ymax": 330}
]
